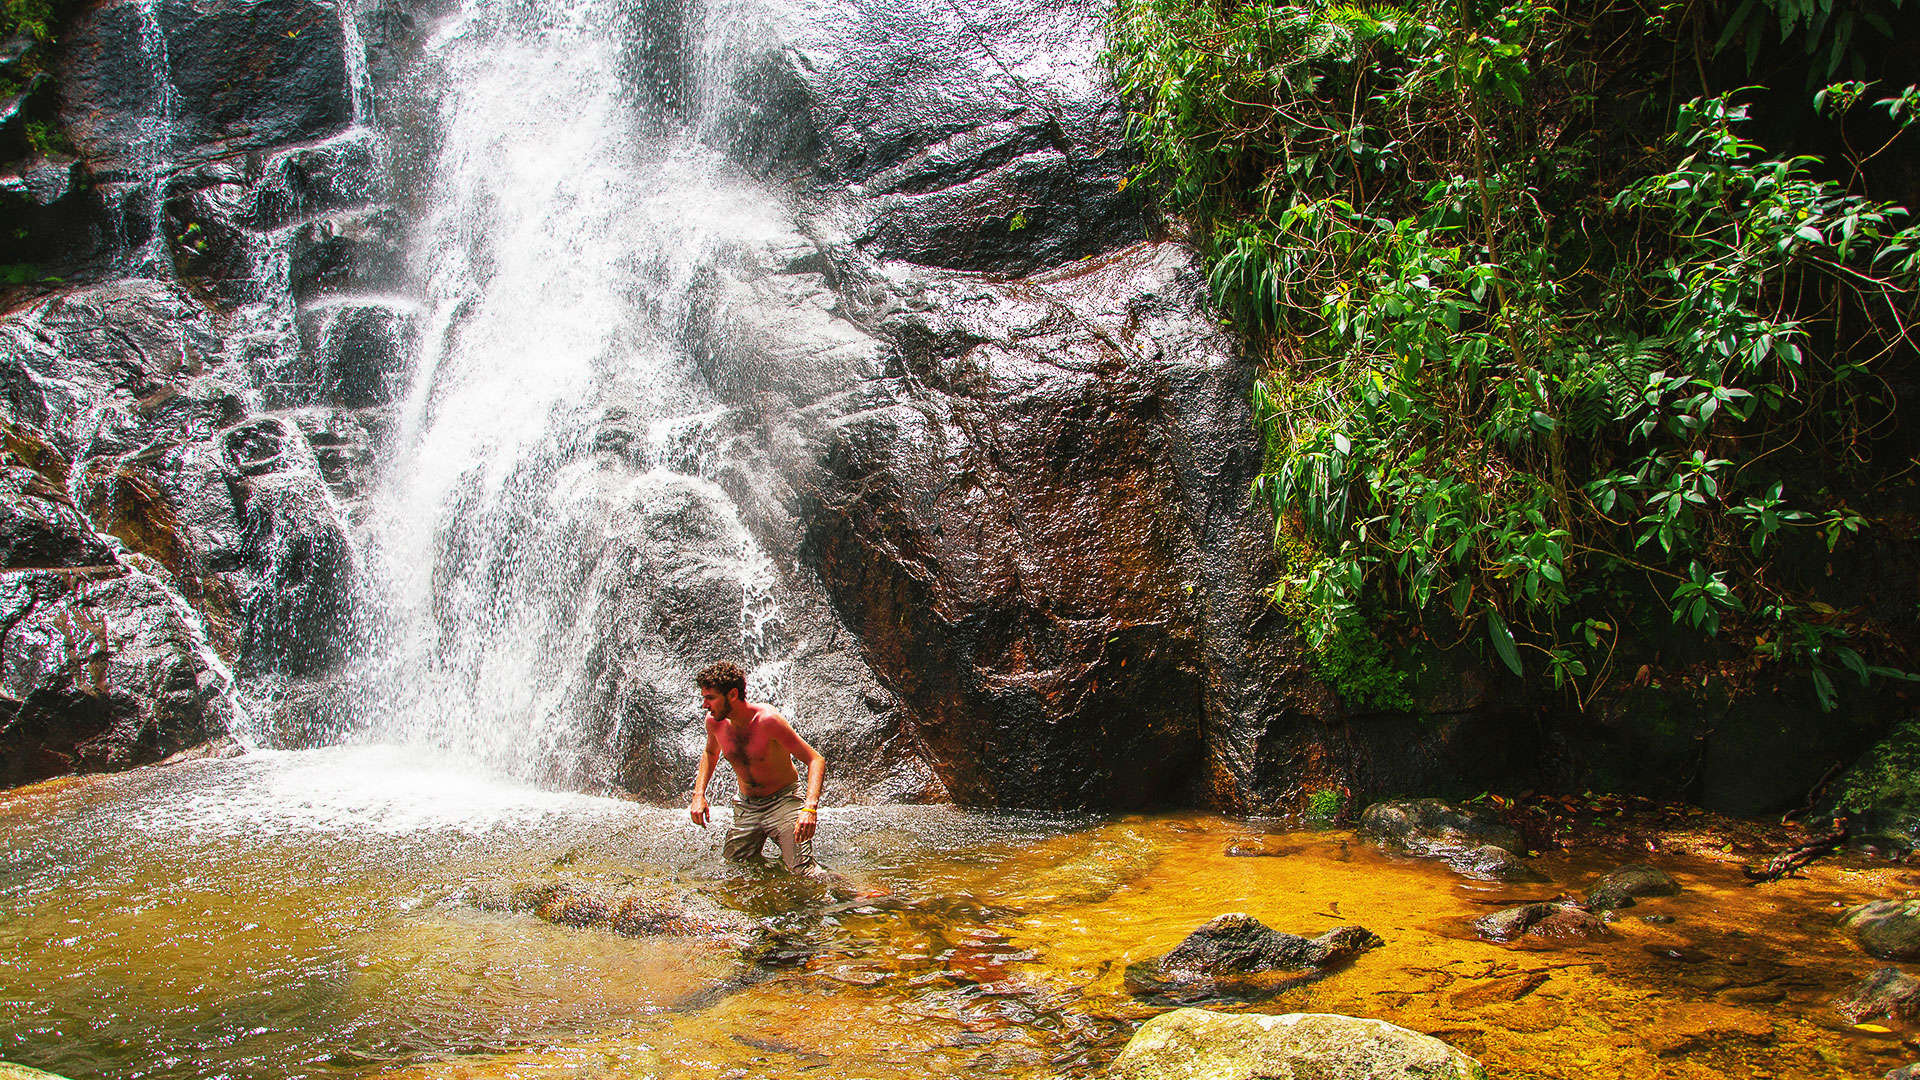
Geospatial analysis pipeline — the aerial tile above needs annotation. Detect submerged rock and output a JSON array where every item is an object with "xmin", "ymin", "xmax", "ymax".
[
  {"xmin": 1110, "ymin": 1008, "xmax": 1486, "ymax": 1080},
  {"xmin": 1126, "ymin": 913, "xmax": 1381, "ymax": 1001},
  {"xmin": 470, "ymin": 881, "xmax": 753, "ymax": 941},
  {"xmin": 1472, "ymin": 901, "xmax": 1609, "ymax": 943},
  {"xmin": 1586, "ymin": 863, "xmax": 1682, "ymax": 911},
  {"xmin": 1837, "ymin": 967, "xmax": 1920, "ymax": 1025},
  {"xmin": 1841, "ymin": 900, "xmax": 1920, "ymax": 961}
]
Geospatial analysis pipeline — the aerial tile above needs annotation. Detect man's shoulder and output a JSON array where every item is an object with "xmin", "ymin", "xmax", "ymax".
[{"xmin": 748, "ymin": 703, "xmax": 791, "ymax": 727}]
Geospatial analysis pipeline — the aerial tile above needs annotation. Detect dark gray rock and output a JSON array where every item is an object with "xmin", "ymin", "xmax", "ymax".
[
  {"xmin": 708, "ymin": 0, "xmax": 1143, "ymax": 274},
  {"xmin": 1837, "ymin": 967, "xmax": 1920, "ymax": 1024},
  {"xmin": 1586, "ymin": 863, "xmax": 1681, "ymax": 911},
  {"xmin": 1472, "ymin": 901, "xmax": 1609, "ymax": 943},
  {"xmin": 295, "ymin": 300, "xmax": 420, "ymax": 408},
  {"xmin": 234, "ymin": 470, "xmax": 354, "ymax": 678},
  {"xmin": 1841, "ymin": 900, "xmax": 1920, "ymax": 961},
  {"xmin": 0, "ymin": 465, "xmax": 117, "ymax": 569},
  {"xmin": 57, "ymin": 0, "xmax": 352, "ymax": 175},
  {"xmin": 0, "ymin": 567, "xmax": 232, "ymax": 786},
  {"xmin": 1126, "ymin": 913, "xmax": 1382, "ymax": 1001}
]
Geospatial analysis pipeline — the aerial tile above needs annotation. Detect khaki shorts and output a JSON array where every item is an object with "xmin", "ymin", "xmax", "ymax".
[{"xmin": 724, "ymin": 783, "xmax": 816, "ymax": 872}]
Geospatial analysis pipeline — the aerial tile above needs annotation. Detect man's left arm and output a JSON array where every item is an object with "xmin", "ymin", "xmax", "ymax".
[{"xmin": 775, "ymin": 717, "xmax": 826, "ymax": 842}]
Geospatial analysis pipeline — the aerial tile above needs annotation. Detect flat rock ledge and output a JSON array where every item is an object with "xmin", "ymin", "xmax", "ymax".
[{"xmin": 1110, "ymin": 1009, "xmax": 1487, "ymax": 1080}]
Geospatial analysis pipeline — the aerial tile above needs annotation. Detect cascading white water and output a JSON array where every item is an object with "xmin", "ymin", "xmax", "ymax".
[{"xmin": 346, "ymin": 0, "xmax": 798, "ymax": 788}]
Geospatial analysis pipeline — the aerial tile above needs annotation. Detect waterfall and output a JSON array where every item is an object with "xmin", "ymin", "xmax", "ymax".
[{"xmin": 344, "ymin": 0, "xmax": 797, "ymax": 789}]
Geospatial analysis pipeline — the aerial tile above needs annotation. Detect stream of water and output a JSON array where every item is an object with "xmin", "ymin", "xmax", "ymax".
[{"xmin": 3, "ymin": 751, "xmax": 1914, "ymax": 1080}]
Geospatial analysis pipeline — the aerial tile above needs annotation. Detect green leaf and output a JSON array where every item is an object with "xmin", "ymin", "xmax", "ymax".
[{"xmin": 1486, "ymin": 608, "xmax": 1523, "ymax": 676}]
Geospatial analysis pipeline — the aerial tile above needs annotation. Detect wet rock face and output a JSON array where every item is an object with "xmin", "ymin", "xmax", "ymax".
[
  {"xmin": 789, "ymin": 247, "xmax": 1286, "ymax": 808},
  {"xmin": 1111, "ymin": 1009, "xmax": 1487, "ymax": 1080},
  {"xmin": 57, "ymin": 0, "xmax": 352, "ymax": 175},
  {"xmin": 0, "ymin": 467, "xmax": 117, "ymax": 569},
  {"xmin": 711, "ymin": 0, "xmax": 1142, "ymax": 275},
  {"xmin": 0, "ymin": 275, "xmax": 365, "ymax": 760},
  {"xmin": 0, "ymin": 568, "xmax": 231, "ymax": 786}
]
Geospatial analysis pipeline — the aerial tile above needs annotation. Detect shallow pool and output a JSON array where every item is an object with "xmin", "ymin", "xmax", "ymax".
[{"xmin": 2, "ymin": 747, "xmax": 1912, "ymax": 1078}]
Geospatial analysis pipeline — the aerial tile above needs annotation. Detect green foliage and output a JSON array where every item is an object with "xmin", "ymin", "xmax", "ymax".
[
  {"xmin": 1270, "ymin": 531, "xmax": 1415, "ymax": 710},
  {"xmin": 1305, "ymin": 786, "xmax": 1343, "ymax": 820},
  {"xmin": 1705, "ymin": 0, "xmax": 1909, "ymax": 85},
  {"xmin": 2, "ymin": 0, "xmax": 75, "ymax": 44},
  {"xmin": 1108, "ymin": 0, "xmax": 1920, "ymax": 709}
]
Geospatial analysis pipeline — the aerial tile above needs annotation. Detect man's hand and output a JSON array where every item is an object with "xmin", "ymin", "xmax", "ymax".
[
  {"xmin": 794, "ymin": 806, "xmax": 817, "ymax": 843},
  {"xmin": 689, "ymin": 793, "xmax": 709, "ymax": 827}
]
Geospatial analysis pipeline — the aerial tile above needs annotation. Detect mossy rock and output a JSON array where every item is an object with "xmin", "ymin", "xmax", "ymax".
[{"xmin": 1820, "ymin": 719, "xmax": 1920, "ymax": 852}]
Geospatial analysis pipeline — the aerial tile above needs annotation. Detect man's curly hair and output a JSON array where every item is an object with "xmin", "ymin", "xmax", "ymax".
[{"xmin": 696, "ymin": 661, "xmax": 747, "ymax": 698}]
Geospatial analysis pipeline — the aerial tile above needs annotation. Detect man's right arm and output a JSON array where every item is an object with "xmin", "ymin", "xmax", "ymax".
[{"xmin": 689, "ymin": 726, "xmax": 718, "ymax": 827}]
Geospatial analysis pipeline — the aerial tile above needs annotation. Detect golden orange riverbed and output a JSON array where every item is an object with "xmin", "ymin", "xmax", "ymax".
[{"xmin": 1, "ymin": 748, "xmax": 1912, "ymax": 1079}]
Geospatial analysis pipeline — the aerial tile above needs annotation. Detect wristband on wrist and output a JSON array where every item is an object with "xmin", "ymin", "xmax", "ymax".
[{"xmin": 798, "ymin": 806, "xmax": 818, "ymax": 816}]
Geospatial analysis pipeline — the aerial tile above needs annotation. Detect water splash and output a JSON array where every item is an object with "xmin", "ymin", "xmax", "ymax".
[{"xmin": 343, "ymin": 0, "xmax": 802, "ymax": 787}]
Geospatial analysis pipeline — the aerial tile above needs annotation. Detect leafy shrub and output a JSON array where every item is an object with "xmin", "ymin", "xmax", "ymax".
[{"xmin": 1108, "ymin": 0, "xmax": 1919, "ymax": 708}]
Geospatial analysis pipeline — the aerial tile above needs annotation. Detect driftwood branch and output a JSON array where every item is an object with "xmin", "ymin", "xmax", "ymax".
[{"xmin": 1742, "ymin": 825, "xmax": 1849, "ymax": 884}]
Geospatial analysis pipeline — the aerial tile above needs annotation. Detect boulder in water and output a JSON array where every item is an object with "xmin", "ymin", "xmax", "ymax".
[
  {"xmin": 1110, "ymin": 1008, "xmax": 1486, "ymax": 1080},
  {"xmin": 1126, "ymin": 913, "xmax": 1381, "ymax": 1001},
  {"xmin": 1359, "ymin": 798, "xmax": 1521, "ymax": 853},
  {"xmin": 1841, "ymin": 900, "xmax": 1920, "ymax": 961},
  {"xmin": 1586, "ymin": 863, "xmax": 1681, "ymax": 911},
  {"xmin": 1472, "ymin": 901, "xmax": 1609, "ymax": 943},
  {"xmin": 1358, "ymin": 798, "xmax": 1542, "ymax": 882},
  {"xmin": 1443, "ymin": 843, "xmax": 1546, "ymax": 883},
  {"xmin": 1837, "ymin": 967, "xmax": 1920, "ymax": 1025}
]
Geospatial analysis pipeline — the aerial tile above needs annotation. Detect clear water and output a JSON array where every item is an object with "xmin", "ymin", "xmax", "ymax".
[{"xmin": 3, "ymin": 751, "xmax": 1913, "ymax": 1079}]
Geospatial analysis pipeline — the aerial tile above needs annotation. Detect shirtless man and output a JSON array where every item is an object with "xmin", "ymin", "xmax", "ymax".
[{"xmin": 688, "ymin": 661, "xmax": 827, "ymax": 873}]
